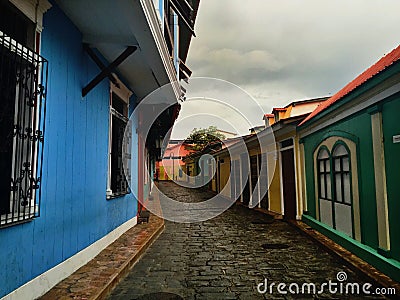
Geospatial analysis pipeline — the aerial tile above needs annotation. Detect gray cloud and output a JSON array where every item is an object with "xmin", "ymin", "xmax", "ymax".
[{"xmin": 172, "ymin": 0, "xmax": 400, "ymax": 139}]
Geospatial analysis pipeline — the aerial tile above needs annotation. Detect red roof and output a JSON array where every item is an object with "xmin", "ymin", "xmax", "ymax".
[
  {"xmin": 263, "ymin": 113, "xmax": 274, "ymax": 119},
  {"xmin": 300, "ymin": 44, "xmax": 400, "ymax": 126},
  {"xmin": 273, "ymin": 107, "xmax": 287, "ymax": 112}
]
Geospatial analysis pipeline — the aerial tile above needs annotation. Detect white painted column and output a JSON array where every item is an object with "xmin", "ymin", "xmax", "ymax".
[
  {"xmin": 371, "ymin": 111, "xmax": 391, "ymax": 251},
  {"xmin": 106, "ymin": 89, "xmax": 113, "ymax": 197},
  {"xmin": 239, "ymin": 159, "xmax": 243, "ymax": 203},
  {"xmin": 248, "ymin": 159, "xmax": 253, "ymax": 208},
  {"xmin": 278, "ymin": 148, "xmax": 285, "ymax": 216},
  {"xmin": 173, "ymin": 11, "xmax": 179, "ymax": 76},
  {"xmin": 292, "ymin": 139, "xmax": 300, "ymax": 220},
  {"xmin": 298, "ymin": 142, "xmax": 307, "ymax": 213},
  {"xmin": 257, "ymin": 154, "xmax": 261, "ymax": 208}
]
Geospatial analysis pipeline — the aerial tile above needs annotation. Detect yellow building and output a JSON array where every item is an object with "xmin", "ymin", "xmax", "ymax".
[
  {"xmin": 210, "ymin": 97, "xmax": 327, "ymax": 219},
  {"xmin": 182, "ymin": 98, "xmax": 327, "ymax": 220},
  {"xmin": 262, "ymin": 97, "xmax": 328, "ymax": 219},
  {"xmin": 210, "ymin": 133, "xmax": 270, "ymax": 208}
]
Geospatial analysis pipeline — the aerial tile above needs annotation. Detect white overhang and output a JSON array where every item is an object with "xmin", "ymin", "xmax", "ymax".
[{"xmin": 55, "ymin": 0, "xmax": 180, "ymax": 102}]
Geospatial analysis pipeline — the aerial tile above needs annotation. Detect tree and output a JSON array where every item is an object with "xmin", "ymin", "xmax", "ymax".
[{"xmin": 185, "ymin": 126, "xmax": 226, "ymax": 152}]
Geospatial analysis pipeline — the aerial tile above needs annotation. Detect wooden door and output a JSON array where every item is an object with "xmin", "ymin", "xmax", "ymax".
[
  {"xmin": 281, "ymin": 149, "xmax": 296, "ymax": 219},
  {"xmin": 259, "ymin": 153, "xmax": 269, "ymax": 210},
  {"xmin": 250, "ymin": 155, "xmax": 259, "ymax": 206},
  {"xmin": 240, "ymin": 153, "xmax": 250, "ymax": 205}
]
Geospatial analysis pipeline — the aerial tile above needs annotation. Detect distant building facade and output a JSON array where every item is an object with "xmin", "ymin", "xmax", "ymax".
[{"xmin": 156, "ymin": 140, "xmax": 196, "ymax": 181}]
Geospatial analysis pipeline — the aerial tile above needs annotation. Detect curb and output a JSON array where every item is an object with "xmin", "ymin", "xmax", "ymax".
[
  {"xmin": 93, "ymin": 221, "xmax": 165, "ymax": 300},
  {"xmin": 39, "ymin": 215, "xmax": 164, "ymax": 300}
]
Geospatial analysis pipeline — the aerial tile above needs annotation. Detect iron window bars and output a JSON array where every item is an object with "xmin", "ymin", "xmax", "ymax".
[
  {"xmin": 108, "ymin": 93, "xmax": 130, "ymax": 198},
  {"xmin": 0, "ymin": 30, "xmax": 48, "ymax": 227}
]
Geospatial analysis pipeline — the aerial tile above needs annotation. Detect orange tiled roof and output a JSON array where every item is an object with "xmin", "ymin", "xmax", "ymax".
[
  {"xmin": 263, "ymin": 113, "xmax": 274, "ymax": 119},
  {"xmin": 300, "ymin": 44, "xmax": 400, "ymax": 126}
]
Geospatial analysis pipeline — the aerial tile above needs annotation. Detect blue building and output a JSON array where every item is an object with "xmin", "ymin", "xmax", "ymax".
[{"xmin": 0, "ymin": 0, "xmax": 199, "ymax": 299}]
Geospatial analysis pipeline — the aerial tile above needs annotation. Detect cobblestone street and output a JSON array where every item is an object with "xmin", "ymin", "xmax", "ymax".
[{"xmin": 108, "ymin": 182, "xmax": 382, "ymax": 300}]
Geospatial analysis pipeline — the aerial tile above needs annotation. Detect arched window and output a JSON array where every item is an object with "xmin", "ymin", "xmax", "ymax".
[
  {"xmin": 332, "ymin": 143, "xmax": 353, "ymax": 237},
  {"xmin": 333, "ymin": 144, "xmax": 351, "ymax": 204},
  {"xmin": 317, "ymin": 148, "xmax": 331, "ymax": 201},
  {"xmin": 316, "ymin": 142, "xmax": 353, "ymax": 238},
  {"xmin": 317, "ymin": 148, "xmax": 333, "ymax": 227}
]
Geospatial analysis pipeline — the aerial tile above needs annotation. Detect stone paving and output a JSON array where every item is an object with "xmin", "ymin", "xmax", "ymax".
[{"xmin": 108, "ymin": 181, "xmax": 386, "ymax": 300}]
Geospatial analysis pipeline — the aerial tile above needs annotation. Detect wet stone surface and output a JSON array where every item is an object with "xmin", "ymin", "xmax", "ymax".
[{"xmin": 108, "ymin": 182, "xmax": 384, "ymax": 300}]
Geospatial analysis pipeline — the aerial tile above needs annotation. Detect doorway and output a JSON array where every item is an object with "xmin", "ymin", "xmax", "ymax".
[
  {"xmin": 281, "ymin": 148, "xmax": 296, "ymax": 219},
  {"xmin": 250, "ymin": 155, "xmax": 259, "ymax": 206},
  {"xmin": 240, "ymin": 153, "xmax": 250, "ymax": 205},
  {"xmin": 259, "ymin": 153, "xmax": 269, "ymax": 210}
]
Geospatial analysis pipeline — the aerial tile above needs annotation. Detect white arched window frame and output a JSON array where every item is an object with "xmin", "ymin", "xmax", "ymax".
[
  {"xmin": 317, "ymin": 148, "xmax": 331, "ymax": 201},
  {"xmin": 315, "ymin": 140, "xmax": 355, "ymax": 238},
  {"xmin": 332, "ymin": 144, "xmax": 352, "ymax": 205}
]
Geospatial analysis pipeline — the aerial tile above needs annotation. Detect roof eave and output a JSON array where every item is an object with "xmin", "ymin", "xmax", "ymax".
[{"xmin": 56, "ymin": 0, "xmax": 180, "ymax": 101}]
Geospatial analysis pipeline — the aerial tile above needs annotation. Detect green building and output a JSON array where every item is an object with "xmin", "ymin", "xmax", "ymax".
[{"xmin": 298, "ymin": 45, "xmax": 400, "ymax": 281}]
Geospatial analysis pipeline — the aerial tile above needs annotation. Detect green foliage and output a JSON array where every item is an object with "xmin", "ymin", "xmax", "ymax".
[{"xmin": 186, "ymin": 126, "xmax": 226, "ymax": 151}]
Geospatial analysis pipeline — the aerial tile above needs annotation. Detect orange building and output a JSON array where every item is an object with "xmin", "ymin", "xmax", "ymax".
[{"xmin": 156, "ymin": 140, "xmax": 195, "ymax": 181}]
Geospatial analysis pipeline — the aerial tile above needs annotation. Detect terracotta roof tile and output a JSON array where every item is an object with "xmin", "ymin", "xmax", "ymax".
[
  {"xmin": 300, "ymin": 44, "xmax": 400, "ymax": 126},
  {"xmin": 263, "ymin": 113, "xmax": 274, "ymax": 119}
]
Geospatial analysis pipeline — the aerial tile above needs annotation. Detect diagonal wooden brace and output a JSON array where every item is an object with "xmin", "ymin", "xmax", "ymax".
[
  {"xmin": 83, "ymin": 44, "xmax": 120, "ymax": 88},
  {"xmin": 82, "ymin": 45, "xmax": 137, "ymax": 97}
]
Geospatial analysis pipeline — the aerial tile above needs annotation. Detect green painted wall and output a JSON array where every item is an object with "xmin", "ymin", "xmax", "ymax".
[
  {"xmin": 303, "ymin": 214, "xmax": 400, "ymax": 282},
  {"xmin": 300, "ymin": 62, "xmax": 400, "ymax": 281},
  {"xmin": 382, "ymin": 95, "xmax": 400, "ymax": 261},
  {"xmin": 302, "ymin": 111, "xmax": 379, "ymax": 249}
]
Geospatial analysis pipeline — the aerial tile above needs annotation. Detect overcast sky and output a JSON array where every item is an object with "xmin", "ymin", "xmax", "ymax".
[{"xmin": 171, "ymin": 0, "xmax": 400, "ymax": 139}]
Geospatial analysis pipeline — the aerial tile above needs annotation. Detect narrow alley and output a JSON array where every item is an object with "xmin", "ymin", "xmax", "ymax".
[
  {"xmin": 1, "ymin": 1, "xmax": 400, "ymax": 299},
  {"xmin": 108, "ymin": 182, "xmax": 381, "ymax": 300}
]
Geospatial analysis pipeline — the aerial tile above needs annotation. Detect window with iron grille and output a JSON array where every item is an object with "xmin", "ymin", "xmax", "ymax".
[
  {"xmin": 107, "ymin": 92, "xmax": 130, "ymax": 198},
  {"xmin": 0, "ymin": 1, "xmax": 48, "ymax": 227}
]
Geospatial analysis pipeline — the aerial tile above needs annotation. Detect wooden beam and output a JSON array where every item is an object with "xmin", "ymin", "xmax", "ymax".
[
  {"xmin": 83, "ymin": 44, "xmax": 120, "ymax": 88},
  {"xmin": 82, "ymin": 46, "xmax": 137, "ymax": 97}
]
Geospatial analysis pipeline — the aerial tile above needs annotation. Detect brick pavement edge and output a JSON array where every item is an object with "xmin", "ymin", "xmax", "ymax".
[{"xmin": 39, "ymin": 214, "xmax": 164, "ymax": 300}]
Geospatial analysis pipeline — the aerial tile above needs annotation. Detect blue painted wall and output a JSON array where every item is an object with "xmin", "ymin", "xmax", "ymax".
[
  {"xmin": 0, "ymin": 3, "xmax": 138, "ymax": 297},
  {"xmin": 159, "ymin": 0, "xmax": 164, "ymax": 29}
]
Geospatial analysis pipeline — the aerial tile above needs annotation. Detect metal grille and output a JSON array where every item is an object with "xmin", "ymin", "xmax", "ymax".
[
  {"xmin": 110, "ymin": 108, "xmax": 129, "ymax": 196},
  {"xmin": 0, "ymin": 30, "xmax": 48, "ymax": 227}
]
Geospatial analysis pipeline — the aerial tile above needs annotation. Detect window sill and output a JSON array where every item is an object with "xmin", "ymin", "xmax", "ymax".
[
  {"xmin": 0, "ymin": 206, "xmax": 38, "ymax": 228},
  {"xmin": 106, "ymin": 192, "xmax": 130, "ymax": 200}
]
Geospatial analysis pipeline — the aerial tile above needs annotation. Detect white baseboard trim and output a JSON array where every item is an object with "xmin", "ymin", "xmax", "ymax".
[{"xmin": 1, "ymin": 216, "xmax": 137, "ymax": 300}]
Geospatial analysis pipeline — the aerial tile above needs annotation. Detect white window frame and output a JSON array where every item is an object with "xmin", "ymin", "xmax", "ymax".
[
  {"xmin": 0, "ymin": 0, "xmax": 49, "ymax": 225},
  {"xmin": 106, "ymin": 77, "xmax": 133, "ymax": 198},
  {"xmin": 315, "ymin": 141, "xmax": 354, "ymax": 238},
  {"xmin": 9, "ymin": 0, "xmax": 52, "ymax": 33}
]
